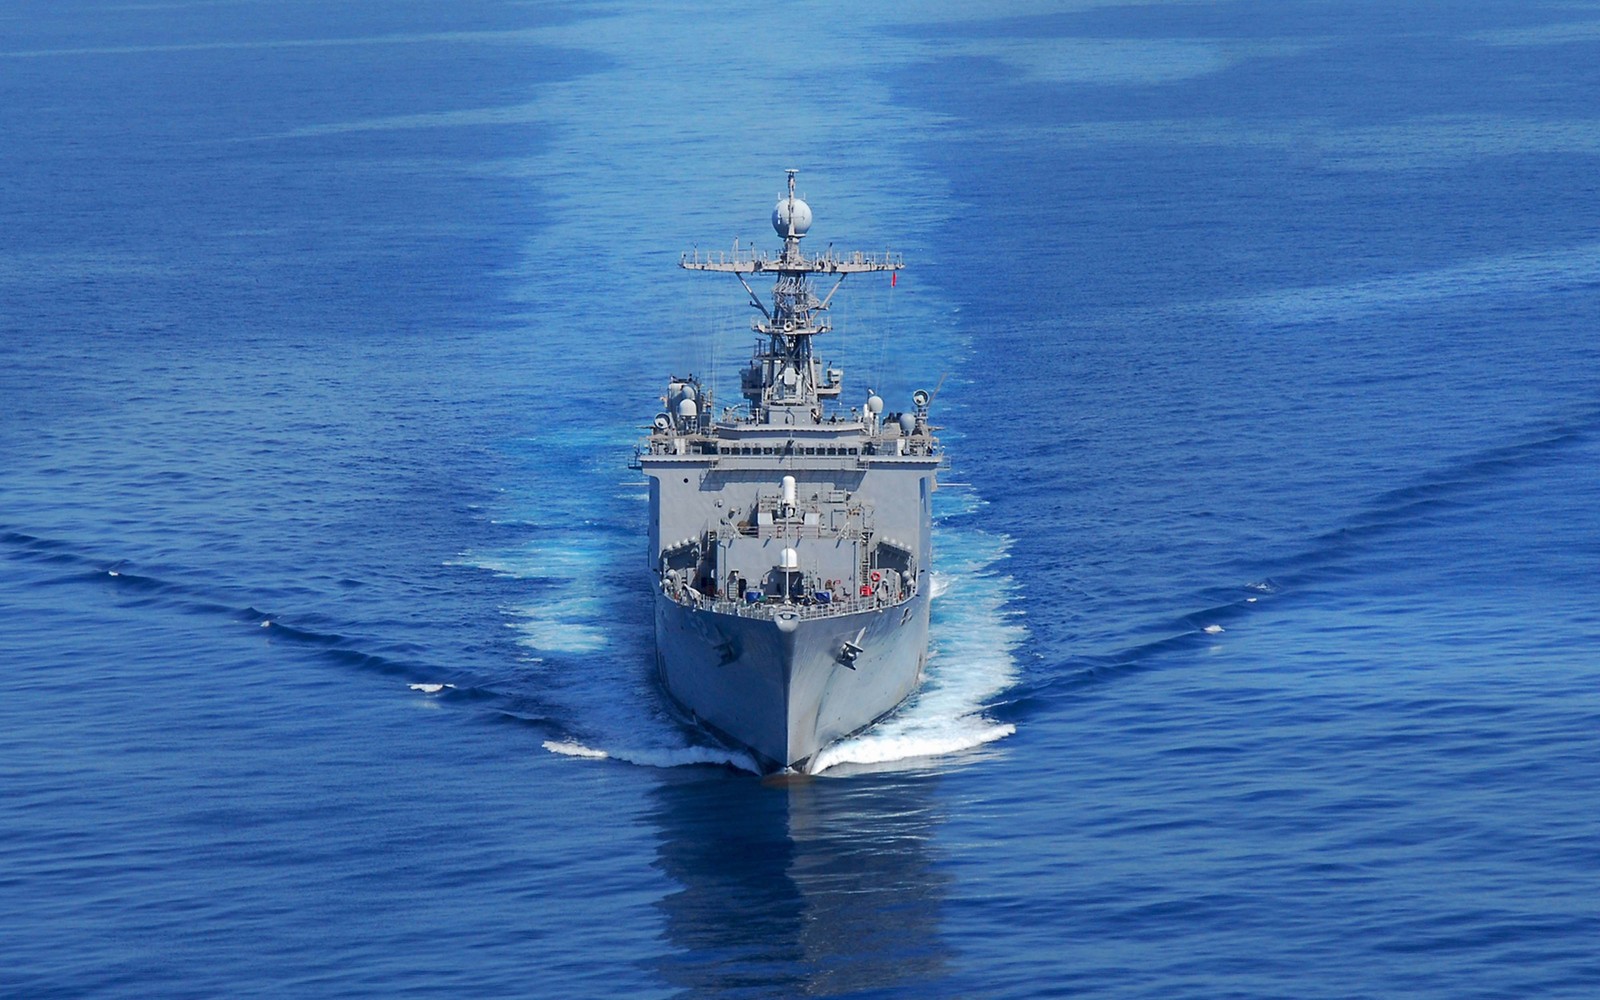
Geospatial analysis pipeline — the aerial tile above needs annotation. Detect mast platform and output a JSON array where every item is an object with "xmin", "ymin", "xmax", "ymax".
[{"xmin": 680, "ymin": 247, "xmax": 904, "ymax": 275}]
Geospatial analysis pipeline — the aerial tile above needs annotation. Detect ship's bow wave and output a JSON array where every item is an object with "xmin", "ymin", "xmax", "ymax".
[
  {"xmin": 811, "ymin": 525, "xmax": 1023, "ymax": 774},
  {"xmin": 460, "ymin": 518, "xmax": 1023, "ymax": 777}
]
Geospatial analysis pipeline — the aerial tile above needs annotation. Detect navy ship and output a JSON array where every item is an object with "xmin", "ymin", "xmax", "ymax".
[{"xmin": 635, "ymin": 171, "xmax": 939, "ymax": 774}]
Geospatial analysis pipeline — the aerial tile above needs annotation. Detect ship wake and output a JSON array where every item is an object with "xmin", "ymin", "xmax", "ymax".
[{"xmin": 542, "ymin": 739, "xmax": 761, "ymax": 773}]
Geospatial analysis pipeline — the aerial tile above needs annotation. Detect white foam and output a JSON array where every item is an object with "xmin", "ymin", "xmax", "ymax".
[
  {"xmin": 812, "ymin": 720, "xmax": 1015, "ymax": 773},
  {"xmin": 934, "ymin": 486, "xmax": 988, "ymax": 518},
  {"xmin": 1203, "ymin": 624, "xmax": 1225, "ymax": 634},
  {"xmin": 453, "ymin": 541, "xmax": 609, "ymax": 580},
  {"xmin": 506, "ymin": 599, "xmax": 608, "ymax": 654},
  {"xmin": 408, "ymin": 683, "xmax": 455, "ymax": 694},
  {"xmin": 542, "ymin": 739, "xmax": 759, "ymax": 773},
  {"xmin": 542, "ymin": 740, "xmax": 610, "ymax": 759},
  {"xmin": 456, "ymin": 539, "xmax": 617, "ymax": 653}
]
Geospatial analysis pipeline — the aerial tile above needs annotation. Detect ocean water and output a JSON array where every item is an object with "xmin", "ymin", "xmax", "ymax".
[{"xmin": 3, "ymin": 1, "xmax": 1598, "ymax": 997}]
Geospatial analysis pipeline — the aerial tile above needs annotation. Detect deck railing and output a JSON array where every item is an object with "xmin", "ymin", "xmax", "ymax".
[{"xmin": 661, "ymin": 581, "xmax": 915, "ymax": 621}]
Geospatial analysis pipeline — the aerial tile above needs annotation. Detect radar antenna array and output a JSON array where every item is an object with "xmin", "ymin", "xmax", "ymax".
[{"xmin": 680, "ymin": 171, "xmax": 904, "ymax": 416}]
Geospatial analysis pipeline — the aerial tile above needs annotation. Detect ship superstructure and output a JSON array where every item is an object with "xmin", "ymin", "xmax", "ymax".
[{"xmin": 635, "ymin": 171, "xmax": 940, "ymax": 773}]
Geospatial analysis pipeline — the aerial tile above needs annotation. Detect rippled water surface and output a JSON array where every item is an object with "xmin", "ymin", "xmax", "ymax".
[{"xmin": 4, "ymin": 2, "xmax": 1598, "ymax": 997}]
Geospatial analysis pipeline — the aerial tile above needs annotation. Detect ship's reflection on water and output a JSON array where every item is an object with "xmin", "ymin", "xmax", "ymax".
[{"xmin": 647, "ymin": 768, "xmax": 952, "ymax": 996}]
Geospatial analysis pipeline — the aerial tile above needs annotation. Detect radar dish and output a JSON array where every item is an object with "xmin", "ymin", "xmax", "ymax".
[{"xmin": 772, "ymin": 196, "xmax": 812, "ymax": 237}]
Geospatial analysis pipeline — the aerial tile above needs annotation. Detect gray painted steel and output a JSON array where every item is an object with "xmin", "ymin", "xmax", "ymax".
[
  {"xmin": 653, "ymin": 592, "xmax": 929, "ymax": 772},
  {"xmin": 636, "ymin": 172, "xmax": 939, "ymax": 773}
]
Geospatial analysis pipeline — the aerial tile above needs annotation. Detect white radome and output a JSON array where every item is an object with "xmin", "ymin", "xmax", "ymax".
[{"xmin": 772, "ymin": 196, "xmax": 812, "ymax": 237}]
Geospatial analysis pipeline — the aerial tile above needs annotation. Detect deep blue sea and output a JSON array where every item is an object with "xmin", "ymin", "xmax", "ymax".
[{"xmin": 4, "ymin": 1, "xmax": 1599, "ymax": 997}]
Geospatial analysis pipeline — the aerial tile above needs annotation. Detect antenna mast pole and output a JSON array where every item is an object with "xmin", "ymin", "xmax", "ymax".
[{"xmin": 680, "ymin": 171, "xmax": 904, "ymax": 421}]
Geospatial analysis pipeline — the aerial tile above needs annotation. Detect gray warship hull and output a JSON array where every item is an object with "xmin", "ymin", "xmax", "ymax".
[
  {"xmin": 637, "ymin": 172, "xmax": 939, "ymax": 775},
  {"xmin": 655, "ymin": 592, "xmax": 929, "ymax": 772}
]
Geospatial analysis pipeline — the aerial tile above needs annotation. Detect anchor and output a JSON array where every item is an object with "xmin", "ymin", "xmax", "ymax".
[{"xmin": 838, "ymin": 627, "xmax": 867, "ymax": 669}]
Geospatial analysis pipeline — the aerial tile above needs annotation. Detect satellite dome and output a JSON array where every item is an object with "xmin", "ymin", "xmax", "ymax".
[
  {"xmin": 866, "ymin": 394, "xmax": 884, "ymax": 415},
  {"xmin": 772, "ymin": 196, "xmax": 812, "ymax": 237}
]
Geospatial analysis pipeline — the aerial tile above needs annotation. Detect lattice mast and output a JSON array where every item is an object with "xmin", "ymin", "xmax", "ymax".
[{"xmin": 680, "ymin": 170, "xmax": 903, "ymax": 421}]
